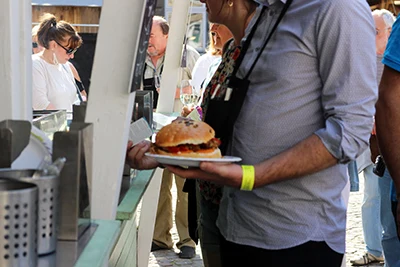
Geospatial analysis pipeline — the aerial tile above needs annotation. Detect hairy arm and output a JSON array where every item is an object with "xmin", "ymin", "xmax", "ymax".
[{"xmin": 167, "ymin": 134, "xmax": 337, "ymax": 188}]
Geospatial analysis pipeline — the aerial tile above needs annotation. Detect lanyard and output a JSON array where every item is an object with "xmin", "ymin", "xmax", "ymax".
[
  {"xmin": 231, "ymin": 6, "xmax": 267, "ymax": 77},
  {"xmin": 142, "ymin": 58, "xmax": 164, "ymax": 84},
  {"xmin": 228, "ymin": 0, "xmax": 293, "ymax": 90}
]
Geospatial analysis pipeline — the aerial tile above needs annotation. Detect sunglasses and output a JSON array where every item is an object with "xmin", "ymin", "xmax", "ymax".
[{"xmin": 54, "ymin": 40, "xmax": 78, "ymax": 55}]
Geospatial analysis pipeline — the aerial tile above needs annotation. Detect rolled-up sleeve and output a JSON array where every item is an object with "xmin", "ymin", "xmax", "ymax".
[
  {"xmin": 314, "ymin": 0, "xmax": 378, "ymax": 163},
  {"xmin": 32, "ymin": 59, "xmax": 50, "ymax": 110}
]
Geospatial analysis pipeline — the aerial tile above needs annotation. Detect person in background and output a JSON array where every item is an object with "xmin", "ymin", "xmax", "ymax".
[
  {"xmin": 32, "ymin": 25, "xmax": 44, "ymax": 54},
  {"xmin": 32, "ymin": 21, "xmax": 86, "ymax": 101},
  {"xmin": 142, "ymin": 16, "xmax": 199, "ymax": 110},
  {"xmin": 376, "ymin": 11, "xmax": 400, "ymax": 252},
  {"xmin": 191, "ymin": 28, "xmax": 220, "ymax": 96},
  {"xmin": 32, "ymin": 13, "xmax": 83, "ymax": 112},
  {"xmin": 127, "ymin": 0, "xmax": 377, "ymax": 266},
  {"xmin": 351, "ymin": 9, "xmax": 399, "ymax": 267},
  {"xmin": 143, "ymin": 16, "xmax": 199, "ymax": 259},
  {"xmin": 183, "ymin": 24, "xmax": 233, "ymax": 116},
  {"xmin": 191, "ymin": 23, "xmax": 232, "ymax": 96}
]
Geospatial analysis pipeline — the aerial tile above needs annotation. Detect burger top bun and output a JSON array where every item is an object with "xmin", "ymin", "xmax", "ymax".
[{"xmin": 155, "ymin": 117, "xmax": 215, "ymax": 147}]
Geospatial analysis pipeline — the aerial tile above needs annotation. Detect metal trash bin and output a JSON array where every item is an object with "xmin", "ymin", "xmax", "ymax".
[
  {"xmin": 0, "ymin": 170, "xmax": 59, "ymax": 255},
  {"xmin": 0, "ymin": 179, "xmax": 38, "ymax": 267}
]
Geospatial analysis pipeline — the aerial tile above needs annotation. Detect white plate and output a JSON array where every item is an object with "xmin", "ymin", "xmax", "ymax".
[{"xmin": 145, "ymin": 153, "xmax": 242, "ymax": 167}]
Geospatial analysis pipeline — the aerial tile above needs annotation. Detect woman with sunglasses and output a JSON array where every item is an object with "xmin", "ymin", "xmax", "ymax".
[{"xmin": 32, "ymin": 13, "xmax": 83, "ymax": 112}]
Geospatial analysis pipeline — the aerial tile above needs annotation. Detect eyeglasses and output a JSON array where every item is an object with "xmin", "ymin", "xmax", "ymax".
[
  {"xmin": 376, "ymin": 27, "xmax": 390, "ymax": 35},
  {"xmin": 54, "ymin": 40, "xmax": 78, "ymax": 55}
]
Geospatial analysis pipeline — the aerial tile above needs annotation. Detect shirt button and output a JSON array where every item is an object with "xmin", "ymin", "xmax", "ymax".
[{"xmin": 255, "ymin": 47, "xmax": 261, "ymax": 52}]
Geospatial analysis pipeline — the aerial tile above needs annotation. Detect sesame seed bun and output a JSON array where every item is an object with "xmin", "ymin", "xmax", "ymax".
[
  {"xmin": 151, "ymin": 117, "xmax": 222, "ymax": 158},
  {"xmin": 155, "ymin": 117, "xmax": 215, "ymax": 147}
]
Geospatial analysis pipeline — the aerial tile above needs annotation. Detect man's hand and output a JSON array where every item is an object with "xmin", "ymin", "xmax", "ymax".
[
  {"xmin": 397, "ymin": 198, "xmax": 400, "ymax": 239},
  {"xmin": 126, "ymin": 140, "xmax": 159, "ymax": 170},
  {"xmin": 166, "ymin": 162, "xmax": 243, "ymax": 188}
]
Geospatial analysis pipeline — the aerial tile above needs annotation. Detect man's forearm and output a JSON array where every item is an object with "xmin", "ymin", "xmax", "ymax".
[
  {"xmin": 376, "ymin": 66, "xmax": 400, "ymax": 193},
  {"xmin": 255, "ymin": 134, "xmax": 338, "ymax": 187}
]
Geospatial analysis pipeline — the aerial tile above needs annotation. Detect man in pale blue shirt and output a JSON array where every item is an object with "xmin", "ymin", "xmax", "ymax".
[
  {"xmin": 128, "ymin": 0, "xmax": 378, "ymax": 265},
  {"xmin": 166, "ymin": 0, "xmax": 377, "ymax": 265}
]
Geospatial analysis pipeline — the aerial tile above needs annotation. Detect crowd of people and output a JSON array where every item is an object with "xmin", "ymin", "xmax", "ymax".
[
  {"xmin": 127, "ymin": 0, "xmax": 400, "ymax": 267},
  {"xmin": 31, "ymin": 1, "xmax": 400, "ymax": 267}
]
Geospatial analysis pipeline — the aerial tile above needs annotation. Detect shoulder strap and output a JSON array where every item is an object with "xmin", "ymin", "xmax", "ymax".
[
  {"xmin": 62, "ymin": 64, "xmax": 83, "ymax": 102},
  {"xmin": 222, "ymin": 38, "xmax": 235, "ymax": 55}
]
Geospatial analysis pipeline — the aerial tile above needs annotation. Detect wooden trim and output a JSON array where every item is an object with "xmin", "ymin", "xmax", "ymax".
[{"xmin": 32, "ymin": 6, "xmax": 101, "ymax": 33}]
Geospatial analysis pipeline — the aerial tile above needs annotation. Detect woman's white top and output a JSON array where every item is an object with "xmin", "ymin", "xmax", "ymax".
[
  {"xmin": 32, "ymin": 54, "xmax": 78, "ymax": 112},
  {"xmin": 191, "ymin": 53, "xmax": 219, "ymax": 95}
]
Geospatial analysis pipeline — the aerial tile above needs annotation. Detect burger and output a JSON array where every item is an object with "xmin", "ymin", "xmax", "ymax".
[{"xmin": 150, "ymin": 117, "xmax": 222, "ymax": 158}]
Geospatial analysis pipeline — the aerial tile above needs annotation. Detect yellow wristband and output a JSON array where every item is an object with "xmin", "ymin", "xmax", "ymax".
[{"xmin": 240, "ymin": 165, "xmax": 255, "ymax": 191}]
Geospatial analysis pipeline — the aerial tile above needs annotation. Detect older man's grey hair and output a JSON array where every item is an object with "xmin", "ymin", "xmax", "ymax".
[
  {"xmin": 153, "ymin": 16, "xmax": 170, "ymax": 35},
  {"xmin": 372, "ymin": 9, "xmax": 396, "ymax": 28}
]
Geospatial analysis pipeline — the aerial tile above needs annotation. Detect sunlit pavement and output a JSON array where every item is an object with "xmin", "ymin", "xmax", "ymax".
[{"xmin": 149, "ymin": 174, "xmax": 383, "ymax": 267}]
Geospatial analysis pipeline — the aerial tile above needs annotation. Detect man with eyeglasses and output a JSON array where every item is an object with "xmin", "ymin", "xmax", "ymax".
[
  {"xmin": 142, "ymin": 16, "xmax": 199, "ymax": 110},
  {"xmin": 142, "ymin": 16, "xmax": 200, "ymax": 259}
]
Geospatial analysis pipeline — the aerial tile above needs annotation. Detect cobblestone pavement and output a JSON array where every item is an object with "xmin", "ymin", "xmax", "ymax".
[{"xmin": 149, "ymin": 174, "xmax": 384, "ymax": 267}]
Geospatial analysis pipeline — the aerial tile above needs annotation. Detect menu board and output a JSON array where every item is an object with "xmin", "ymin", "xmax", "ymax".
[{"xmin": 130, "ymin": 0, "xmax": 157, "ymax": 92}]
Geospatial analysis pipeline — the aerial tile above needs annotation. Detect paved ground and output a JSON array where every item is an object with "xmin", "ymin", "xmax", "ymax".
[{"xmin": 149, "ymin": 174, "xmax": 384, "ymax": 267}]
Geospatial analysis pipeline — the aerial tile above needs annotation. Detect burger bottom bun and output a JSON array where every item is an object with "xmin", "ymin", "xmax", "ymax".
[{"xmin": 152, "ymin": 148, "xmax": 222, "ymax": 159}]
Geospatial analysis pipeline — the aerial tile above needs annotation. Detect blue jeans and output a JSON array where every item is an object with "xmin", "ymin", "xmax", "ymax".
[
  {"xmin": 380, "ymin": 170, "xmax": 400, "ymax": 267},
  {"xmin": 348, "ymin": 161, "xmax": 359, "ymax": 192},
  {"xmin": 361, "ymin": 164, "xmax": 383, "ymax": 257}
]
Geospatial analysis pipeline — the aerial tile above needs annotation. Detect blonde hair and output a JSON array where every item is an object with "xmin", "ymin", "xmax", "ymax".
[
  {"xmin": 206, "ymin": 24, "xmax": 222, "ymax": 56},
  {"xmin": 32, "ymin": 25, "xmax": 40, "ymax": 38}
]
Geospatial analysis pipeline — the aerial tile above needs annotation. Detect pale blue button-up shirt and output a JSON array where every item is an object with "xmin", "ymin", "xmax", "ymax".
[{"xmin": 216, "ymin": 0, "xmax": 377, "ymax": 253}]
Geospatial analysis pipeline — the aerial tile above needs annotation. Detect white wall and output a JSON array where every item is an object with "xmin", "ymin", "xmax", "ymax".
[{"xmin": 0, "ymin": 0, "xmax": 32, "ymax": 122}]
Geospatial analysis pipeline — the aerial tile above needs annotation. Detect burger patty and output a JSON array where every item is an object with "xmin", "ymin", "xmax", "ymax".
[{"xmin": 152, "ymin": 138, "xmax": 221, "ymax": 153}]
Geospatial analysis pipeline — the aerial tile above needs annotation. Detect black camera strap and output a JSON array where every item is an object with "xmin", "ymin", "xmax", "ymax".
[
  {"xmin": 232, "ymin": 5, "xmax": 267, "ymax": 75},
  {"xmin": 227, "ymin": 0, "xmax": 293, "ymax": 90},
  {"xmin": 213, "ymin": 0, "xmax": 292, "ymax": 154}
]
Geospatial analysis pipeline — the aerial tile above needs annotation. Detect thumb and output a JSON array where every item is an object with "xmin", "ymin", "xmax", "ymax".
[{"xmin": 127, "ymin": 140, "xmax": 133, "ymax": 149}]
